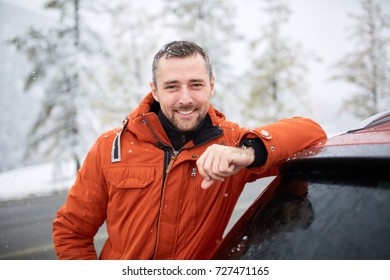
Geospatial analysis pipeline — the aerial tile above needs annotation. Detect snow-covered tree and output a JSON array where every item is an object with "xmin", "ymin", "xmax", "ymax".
[
  {"xmin": 98, "ymin": 1, "xmax": 159, "ymax": 128},
  {"xmin": 161, "ymin": 0, "xmax": 241, "ymax": 113},
  {"xmin": 332, "ymin": 0, "xmax": 390, "ymax": 118},
  {"xmin": 10, "ymin": 0, "xmax": 108, "ymax": 173},
  {"xmin": 0, "ymin": 2, "xmax": 44, "ymax": 172},
  {"xmin": 243, "ymin": 0, "xmax": 317, "ymax": 125}
]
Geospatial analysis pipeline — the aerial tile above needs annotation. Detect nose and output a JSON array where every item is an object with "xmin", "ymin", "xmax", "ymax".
[{"xmin": 178, "ymin": 86, "xmax": 193, "ymax": 105}]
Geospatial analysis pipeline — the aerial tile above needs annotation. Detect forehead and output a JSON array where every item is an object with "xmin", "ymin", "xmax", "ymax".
[{"xmin": 156, "ymin": 54, "xmax": 209, "ymax": 81}]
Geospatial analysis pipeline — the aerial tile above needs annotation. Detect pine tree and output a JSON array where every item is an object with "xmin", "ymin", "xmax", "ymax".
[
  {"xmin": 99, "ymin": 1, "xmax": 158, "ymax": 128},
  {"xmin": 244, "ymin": 0, "xmax": 317, "ymax": 125},
  {"xmin": 10, "ymin": 0, "xmax": 107, "ymax": 174},
  {"xmin": 332, "ymin": 0, "xmax": 390, "ymax": 118},
  {"xmin": 161, "ymin": 0, "xmax": 241, "ymax": 113}
]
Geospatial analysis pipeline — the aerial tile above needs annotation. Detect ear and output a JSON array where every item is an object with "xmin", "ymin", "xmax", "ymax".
[
  {"xmin": 210, "ymin": 76, "xmax": 215, "ymax": 97},
  {"xmin": 150, "ymin": 81, "xmax": 159, "ymax": 102}
]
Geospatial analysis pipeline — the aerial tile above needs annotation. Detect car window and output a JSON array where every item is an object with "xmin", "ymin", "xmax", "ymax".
[{"xmin": 239, "ymin": 178, "xmax": 390, "ymax": 260}]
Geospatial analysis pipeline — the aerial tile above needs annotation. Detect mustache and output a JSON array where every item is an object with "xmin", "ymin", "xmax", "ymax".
[{"xmin": 174, "ymin": 105, "xmax": 197, "ymax": 111}]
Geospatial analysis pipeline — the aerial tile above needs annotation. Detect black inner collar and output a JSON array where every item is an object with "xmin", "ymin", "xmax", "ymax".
[{"xmin": 157, "ymin": 108, "xmax": 210, "ymax": 150}]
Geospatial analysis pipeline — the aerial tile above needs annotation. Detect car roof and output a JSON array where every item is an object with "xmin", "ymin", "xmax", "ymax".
[
  {"xmin": 280, "ymin": 111, "xmax": 390, "ymax": 180},
  {"xmin": 292, "ymin": 111, "xmax": 390, "ymax": 161}
]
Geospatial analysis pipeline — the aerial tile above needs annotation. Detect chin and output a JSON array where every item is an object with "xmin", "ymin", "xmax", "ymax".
[
  {"xmin": 174, "ymin": 120, "xmax": 198, "ymax": 132},
  {"xmin": 178, "ymin": 127, "xmax": 195, "ymax": 133}
]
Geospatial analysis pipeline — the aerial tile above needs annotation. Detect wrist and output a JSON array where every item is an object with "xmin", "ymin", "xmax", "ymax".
[{"xmin": 240, "ymin": 145, "xmax": 255, "ymax": 166}]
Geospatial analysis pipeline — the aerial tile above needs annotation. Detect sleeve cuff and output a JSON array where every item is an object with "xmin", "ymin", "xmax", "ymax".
[{"xmin": 240, "ymin": 138, "xmax": 268, "ymax": 168}]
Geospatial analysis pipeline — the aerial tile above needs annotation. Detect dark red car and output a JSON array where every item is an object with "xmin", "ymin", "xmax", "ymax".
[{"xmin": 211, "ymin": 112, "xmax": 390, "ymax": 260}]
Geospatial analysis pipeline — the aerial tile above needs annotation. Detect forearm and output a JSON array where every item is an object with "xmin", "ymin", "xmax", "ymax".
[
  {"xmin": 239, "ymin": 117, "xmax": 327, "ymax": 174},
  {"xmin": 52, "ymin": 139, "xmax": 107, "ymax": 259},
  {"xmin": 52, "ymin": 180, "xmax": 107, "ymax": 259},
  {"xmin": 52, "ymin": 211, "xmax": 98, "ymax": 260}
]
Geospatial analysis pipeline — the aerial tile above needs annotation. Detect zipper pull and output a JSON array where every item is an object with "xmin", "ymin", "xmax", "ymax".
[
  {"xmin": 191, "ymin": 167, "xmax": 197, "ymax": 177},
  {"xmin": 166, "ymin": 150, "xmax": 179, "ymax": 174}
]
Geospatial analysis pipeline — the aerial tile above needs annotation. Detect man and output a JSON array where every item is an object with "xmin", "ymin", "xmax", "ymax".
[{"xmin": 53, "ymin": 41, "xmax": 327, "ymax": 259}]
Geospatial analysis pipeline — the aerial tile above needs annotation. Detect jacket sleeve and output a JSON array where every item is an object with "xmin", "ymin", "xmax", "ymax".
[
  {"xmin": 239, "ymin": 117, "xmax": 327, "ymax": 178},
  {"xmin": 52, "ymin": 138, "xmax": 108, "ymax": 259}
]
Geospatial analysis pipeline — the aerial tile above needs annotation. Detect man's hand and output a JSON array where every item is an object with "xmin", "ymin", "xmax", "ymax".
[{"xmin": 196, "ymin": 144, "xmax": 255, "ymax": 189}]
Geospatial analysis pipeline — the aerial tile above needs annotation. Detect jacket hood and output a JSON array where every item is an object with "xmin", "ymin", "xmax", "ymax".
[
  {"xmin": 118, "ymin": 92, "xmax": 226, "ymax": 151},
  {"xmin": 128, "ymin": 92, "xmax": 226, "ymax": 126}
]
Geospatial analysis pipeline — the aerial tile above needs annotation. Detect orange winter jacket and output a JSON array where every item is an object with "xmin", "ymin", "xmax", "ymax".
[{"xmin": 52, "ymin": 92, "xmax": 327, "ymax": 260}]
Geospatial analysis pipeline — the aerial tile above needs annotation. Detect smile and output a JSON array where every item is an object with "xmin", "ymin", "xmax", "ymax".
[{"xmin": 177, "ymin": 110, "xmax": 195, "ymax": 115}]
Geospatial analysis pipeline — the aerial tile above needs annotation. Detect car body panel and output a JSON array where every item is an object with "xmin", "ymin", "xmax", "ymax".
[{"xmin": 211, "ymin": 112, "xmax": 390, "ymax": 260}]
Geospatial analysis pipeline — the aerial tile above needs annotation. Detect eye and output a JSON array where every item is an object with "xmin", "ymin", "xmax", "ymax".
[
  {"xmin": 164, "ymin": 84, "xmax": 177, "ymax": 91},
  {"xmin": 191, "ymin": 83, "xmax": 204, "ymax": 89}
]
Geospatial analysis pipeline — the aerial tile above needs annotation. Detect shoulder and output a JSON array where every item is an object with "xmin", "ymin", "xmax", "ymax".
[
  {"xmin": 86, "ymin": 127, "xmax": 123, "ymax": 157},
  {"xmin": 95, "ymin": 127, "xmax": 123, "ymax": 144},
  {"xmin": 209, "ymin": 105, "xmax": 242, "ymax": 130}
]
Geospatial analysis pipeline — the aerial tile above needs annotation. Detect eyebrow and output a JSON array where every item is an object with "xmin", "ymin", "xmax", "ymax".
[
  {"xmin": 162, "ymin": 80, "xmax": 178, "ymax": 86},
  {"xmin": 190, "ymin": 79, "xmax": 206, "ymax": 83},
  {"xmin": 162, "ymin": 79, "xmax": 205, "ymax": 85}
]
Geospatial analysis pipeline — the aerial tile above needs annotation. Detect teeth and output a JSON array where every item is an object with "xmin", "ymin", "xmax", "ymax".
[{"xmin": 178, "ymin": 110, "xmax": 194, "ymax": 115}]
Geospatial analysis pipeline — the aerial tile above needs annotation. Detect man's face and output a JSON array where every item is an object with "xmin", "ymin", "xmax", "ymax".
[{"xmin": 150, "ymin": 54, "xmax": 215, "ymax": 132}]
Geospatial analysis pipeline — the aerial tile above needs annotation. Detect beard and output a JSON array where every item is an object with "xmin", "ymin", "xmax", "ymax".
[{"xmin": 166, "ymin": 105, "xmax": 207, "ymax": 133}]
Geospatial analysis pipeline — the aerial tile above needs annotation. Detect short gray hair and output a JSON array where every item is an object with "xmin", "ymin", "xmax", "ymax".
[{"xmin": 152, "ymin": 41, "xmax": 213, "ymax": 87}]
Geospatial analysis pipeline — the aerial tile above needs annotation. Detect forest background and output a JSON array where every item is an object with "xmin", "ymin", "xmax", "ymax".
[{"xmin": 1, "ymin": 0, "xmax": 389, "ymax": 180}]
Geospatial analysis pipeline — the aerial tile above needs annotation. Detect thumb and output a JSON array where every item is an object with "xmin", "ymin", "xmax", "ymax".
[{"xmin": 201, "ymin": 178, "xmax": 216, "ymax": 190}]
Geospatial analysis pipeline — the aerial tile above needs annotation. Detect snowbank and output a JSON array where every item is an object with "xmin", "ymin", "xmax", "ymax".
[{"xmin": 0, "ymin": 161, "xmax": 75, "ymax": 201}]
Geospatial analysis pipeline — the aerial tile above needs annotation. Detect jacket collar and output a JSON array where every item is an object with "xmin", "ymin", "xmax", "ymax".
[
  {"xmin": 157, "ymin": 108, "xmax": 210, "ymax": 150},
  {"xmin": 126, "ymin": 92, "xmax": 224, "ymax": 149}
]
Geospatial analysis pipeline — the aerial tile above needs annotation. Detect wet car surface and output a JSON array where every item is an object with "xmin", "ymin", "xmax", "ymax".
[{"xmin": 211, "ymin": 112, "xmax": 390, "ymax": 260}]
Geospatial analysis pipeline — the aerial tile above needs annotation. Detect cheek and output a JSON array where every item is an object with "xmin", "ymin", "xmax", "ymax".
[
  {"xmin": 198, "ymin": 95, "xmax": 212, "ymax": 106},
  {"xmin": 158, "ymin": 96, "xmax": 176, "ymax": 112}
]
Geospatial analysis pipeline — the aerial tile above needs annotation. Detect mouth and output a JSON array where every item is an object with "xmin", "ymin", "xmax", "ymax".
[{"xmin": 177, "ymin": 109, "xmax": 196, "ymax": 115}]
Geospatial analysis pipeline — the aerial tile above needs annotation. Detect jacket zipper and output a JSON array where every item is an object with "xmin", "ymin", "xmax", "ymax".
[
  {"xmin": 161, "ymin": 147, "xmax": 180, "ymax": 185},
  {"xmin": 166, "ymin": 150, "xmax": 179, "ymax": 174},
  {"xmin": 142, "ymin": 115, "xmax": 185, "ymax": 177},
  {"xmin": 141, "ymin": 114, "xmax": 223, "ymax": 259},
  {"xmin": 143, "ymin": 115, "xmax": 181, "ymax": 259}
]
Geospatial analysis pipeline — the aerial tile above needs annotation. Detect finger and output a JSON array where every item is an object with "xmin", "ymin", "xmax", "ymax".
[
  {"xmin": 210, "ymin": 149, "xmax": 224, "ymax": 177},
  {"xmin": 198, "ymin": 147, "xmax": 235, "ymax": 181},
  {"xmin": 217, "ymin": 159, "xmax": 236, "ymax": 175},
  {"xmin": 207, "ymin": 158, "xmax": 228, "ymax": 182},
  {"xmin": 198, "ymin": 148, "xmax": 225, "ymax": 181},
  {"xmin": 196, "ymin": 149, "xmax": 212, "ymax": 180}
]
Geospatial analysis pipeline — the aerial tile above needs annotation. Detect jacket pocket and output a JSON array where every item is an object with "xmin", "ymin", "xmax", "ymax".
[
  {"xmin": 108, "ymin": 166, "xmax": 155, "ymax": 189},
  {"xmin": 113, "ymin": 176, "xmax": 154, "ymax": 189},
  {"xmin": 105, "ymin": 166, "xmax": 157, "ymax": 255}
]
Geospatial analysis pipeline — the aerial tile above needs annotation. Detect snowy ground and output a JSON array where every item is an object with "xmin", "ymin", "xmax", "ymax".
[{"xmin": 0, "ymin": 161, "xmax": 75, "ymax": 201}]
